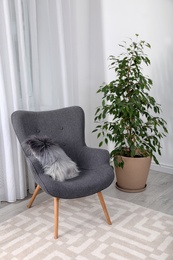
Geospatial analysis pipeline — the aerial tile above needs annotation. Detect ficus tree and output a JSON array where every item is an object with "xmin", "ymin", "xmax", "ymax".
[{"xmin": 93, "ymin": 34, "xmax": 168, "ymax": 168}]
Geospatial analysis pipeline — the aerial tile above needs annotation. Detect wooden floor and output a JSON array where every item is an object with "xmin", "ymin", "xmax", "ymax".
[
  {"xmin": 0, "ymin": 170, "xmax": 173, "ymax": 223},
  {"xmin": 104, "ymin": 169, "xmax": 173, "ymax": 216}
]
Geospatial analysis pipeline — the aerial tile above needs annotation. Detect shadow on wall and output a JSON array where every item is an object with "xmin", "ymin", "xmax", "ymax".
[
  {"xmin": 82, "ymin": 0, "xmax": 106, "ymax": 148},
  {"xmin": 151, "ymin": 44, "xmax": 173, "ymax": 166}
]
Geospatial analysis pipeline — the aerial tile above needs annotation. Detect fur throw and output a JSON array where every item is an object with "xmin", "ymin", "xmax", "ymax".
[{"xmin": 23, "ymin": 135, "xmax": 79, "ymax": 182}]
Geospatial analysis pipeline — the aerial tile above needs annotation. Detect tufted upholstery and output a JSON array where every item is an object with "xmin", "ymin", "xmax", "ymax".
[{"xmin": 11, "ymin": 106, "xmax": 114, "ymax": 199}]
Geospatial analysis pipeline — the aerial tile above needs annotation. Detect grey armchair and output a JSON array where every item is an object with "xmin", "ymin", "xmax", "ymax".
[{"xmin": 11, "ymin": 106, "xmax": 114, "ymax": 239}]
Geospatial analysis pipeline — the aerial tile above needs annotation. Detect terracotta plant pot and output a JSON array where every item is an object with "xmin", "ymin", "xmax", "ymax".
[{"xmin": 115, "ymin": 156, "xmax": 152, "ymax": 192}]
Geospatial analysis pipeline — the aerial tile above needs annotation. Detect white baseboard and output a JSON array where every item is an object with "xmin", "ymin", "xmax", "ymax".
[{"xmin": 150, "ymin": 163, "xmax": 173, "ymax": 175}]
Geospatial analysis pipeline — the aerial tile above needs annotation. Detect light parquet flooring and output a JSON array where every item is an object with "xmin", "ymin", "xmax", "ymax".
[
  {"xmin": 104, "ymin": 170, "xmax": 173, "ymax": 216},
  {"xmin": 0, "ymin": 170, "xmax": 173, "ymax": 224}
]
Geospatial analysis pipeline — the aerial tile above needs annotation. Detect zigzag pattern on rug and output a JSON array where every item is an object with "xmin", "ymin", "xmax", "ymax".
[{"xmin": 0, "ymin": 195, "xmax": 173, "ymax": 259}]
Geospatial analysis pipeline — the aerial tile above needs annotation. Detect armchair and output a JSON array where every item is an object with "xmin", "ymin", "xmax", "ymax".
[{"xmin": 11, "ymin": 106, "xmax": 114, "ymax": 239}]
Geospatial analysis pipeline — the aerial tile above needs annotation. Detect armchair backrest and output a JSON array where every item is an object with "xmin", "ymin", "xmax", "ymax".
[{"xmin": 11, "ymin": 106, "xmax": 86, "ymax": 161}]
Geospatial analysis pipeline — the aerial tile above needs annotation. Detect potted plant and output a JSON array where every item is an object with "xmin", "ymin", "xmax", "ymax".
[{"xmin": 93, "ymin": 34, "xmax": 168, "ymax": 192}]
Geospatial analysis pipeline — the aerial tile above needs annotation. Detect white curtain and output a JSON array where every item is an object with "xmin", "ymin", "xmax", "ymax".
[
  {"xmin": 0, "ymin": 0, "xmax": 36, "ymax": 202},
  {"xmin": 0, "ymin": 0, "xmax": 104, "ymax": 202}
]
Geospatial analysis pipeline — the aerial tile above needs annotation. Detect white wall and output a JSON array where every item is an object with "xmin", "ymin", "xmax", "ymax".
[
  {"xmin": 71, "ymin": 0, "xmax": 106, "ymax": 148},
  {"xmin": 99, "ymin": 0, "xmax": 173, "ymax": 173}
]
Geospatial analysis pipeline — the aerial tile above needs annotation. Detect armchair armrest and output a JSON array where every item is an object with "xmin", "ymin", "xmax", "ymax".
[{"xmin": 77, "ymin": 146, "xmax": 111, "ymax": 169}]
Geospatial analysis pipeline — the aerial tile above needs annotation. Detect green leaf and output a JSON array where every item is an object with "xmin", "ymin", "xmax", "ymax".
[
  {"xmin": 97, "ymin": 132, "xmax": 101, "ymax": 138},
  {"xmin": 99, "ymin": 141, "xmax": 103, "ymax": 147},
  {"xmin": 105, "ymin": 138, "xmax": 108, "ymax": 145}
]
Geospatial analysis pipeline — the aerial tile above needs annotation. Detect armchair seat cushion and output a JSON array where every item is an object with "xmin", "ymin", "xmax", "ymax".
[{"xmin": 29, "ymin": 158, "xmax": 114, "ymax": 199}]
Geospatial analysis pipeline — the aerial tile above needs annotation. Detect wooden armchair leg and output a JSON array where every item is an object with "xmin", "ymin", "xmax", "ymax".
[
  {"xmin": 97, "ymin": 192, "xmax": 112, "ymax": 225},
  {"xmin": 54, "ymin": 197, "xmax": 59, "ymax": 239},
  {"xmin": 27, "ymin": 185, "xmax": 41, "ymax": 208}
]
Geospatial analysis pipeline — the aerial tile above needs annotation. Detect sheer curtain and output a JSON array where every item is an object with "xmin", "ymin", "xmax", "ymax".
[
  {"xmin": 0, "ymin": 0, "xmax": 105, "ymax": 202},
  {"xmin": 0, "ymin": 0, "xmax": 35, "ymax": 202}
]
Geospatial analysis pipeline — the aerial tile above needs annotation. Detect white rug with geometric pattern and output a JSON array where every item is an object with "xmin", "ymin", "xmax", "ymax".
[{"xmin": 0, "ymin": 194, "xmax": 173, "ymax": 260}]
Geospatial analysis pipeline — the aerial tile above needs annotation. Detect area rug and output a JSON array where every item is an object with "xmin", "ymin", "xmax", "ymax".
[{"xmin": 0, "ymin": 194, "xmax": 173, "ymax": 260}]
